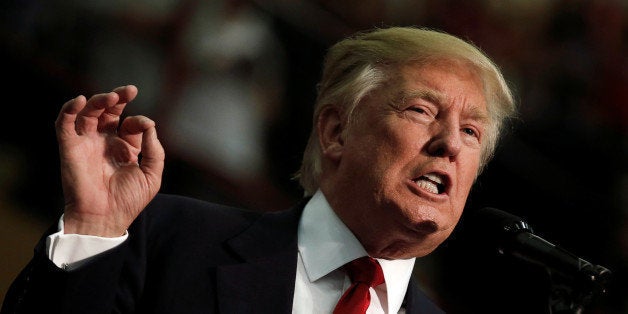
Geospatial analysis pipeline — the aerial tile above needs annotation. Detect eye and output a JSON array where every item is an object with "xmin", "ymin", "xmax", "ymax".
[
  {"xmin": 462, "ymin": 127, "xmax": 479, "ymax": 138},
  {"xmin": 401, "ymin": 104, "xmax": 436, "ymax": 123},
  {"xmin": 408, "ymin": 106, "xmax": 434, "ymax": 116},
  {"xmin": 409, "ymin": 107, "xmax": 426, "ymax": 114}
]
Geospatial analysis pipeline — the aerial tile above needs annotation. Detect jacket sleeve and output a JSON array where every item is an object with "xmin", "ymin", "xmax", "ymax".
[{"xmin": 1, "ymin": 215, "xmax": 148, "ymax": 314}]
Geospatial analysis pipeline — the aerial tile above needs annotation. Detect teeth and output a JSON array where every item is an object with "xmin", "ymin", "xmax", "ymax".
[
  {"xmin": 414, "ymin": 173, "xmax": 445, "ymax": 194},
  {"xmin": 423, "ymin": 173, "xmax": 443, "ymax": 184},
  {"xmin": 415, "ymin": 178, "xmax": 439, "ymax": 194}
]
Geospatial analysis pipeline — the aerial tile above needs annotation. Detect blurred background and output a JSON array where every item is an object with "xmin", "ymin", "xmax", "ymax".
[{"xmin": 0, "ymin": 0, "xmax": 626, "ymax": 312}]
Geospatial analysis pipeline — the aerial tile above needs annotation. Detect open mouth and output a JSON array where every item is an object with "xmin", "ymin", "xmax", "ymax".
[{"xmin": 413, "ymin": 173, "xmax": 447, "ymax": 194}]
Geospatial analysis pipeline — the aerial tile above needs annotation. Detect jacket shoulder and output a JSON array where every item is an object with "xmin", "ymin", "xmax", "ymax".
[{"xmin": 138, "ymin": 193, "xmax": 266, "ymax": 240}]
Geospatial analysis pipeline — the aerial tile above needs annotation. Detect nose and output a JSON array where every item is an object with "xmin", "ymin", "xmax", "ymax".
[{"xmin": 426, "ymin": 123, "xmax": 462, "ymax": 159}]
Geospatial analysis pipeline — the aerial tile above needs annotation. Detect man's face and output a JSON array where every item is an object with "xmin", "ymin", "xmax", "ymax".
[{"xmin": 322, "ymin": 60, "xmax": 489, "ymax": 259}]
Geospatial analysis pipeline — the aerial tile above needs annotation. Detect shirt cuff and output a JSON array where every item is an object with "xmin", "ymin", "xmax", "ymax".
[{"xmin": 46, "ymin": 214, "xmax": 128, "ymax": 270}]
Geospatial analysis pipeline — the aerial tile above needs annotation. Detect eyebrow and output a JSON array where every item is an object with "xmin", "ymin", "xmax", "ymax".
[
  {"xmin": 399, "ymin": 89, "xmax": 443, "ymax": 105},
  {"xmin": 397, "ymin": 89, "xmax": 490, "ymax": 124},
  {"xmin": 465, "ymin": 106, "xmax": 490, "ymax": 125}
]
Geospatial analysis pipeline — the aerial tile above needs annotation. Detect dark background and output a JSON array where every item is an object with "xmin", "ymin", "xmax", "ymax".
[{"xmin": 1, "ymin": 0, "xmax": 626, "ymax": 313}]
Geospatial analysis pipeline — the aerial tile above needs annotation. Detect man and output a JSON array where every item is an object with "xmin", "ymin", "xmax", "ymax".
[{"xmin": 2, "ymin": 26, "xmax": 516, "ymax": 313}]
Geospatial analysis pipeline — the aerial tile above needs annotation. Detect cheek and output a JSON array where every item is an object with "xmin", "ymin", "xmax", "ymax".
[
  {"xmin": 376, "ymin": 127, "xmax": 424, "ymax": 163},
  {"xmin": 450, "ymin": 155, "xmax": 481, "ymax": 207},
  {"xmin": 345, "ymin": 118, "xmax": 425, "ymax": 187},
  {"xmin": 459, "ymin": 152, "xmax": 482, "ymax": 184},
  {"xmin": 353, "ymin": 129, "xmax": 406, "ymax": 169}
]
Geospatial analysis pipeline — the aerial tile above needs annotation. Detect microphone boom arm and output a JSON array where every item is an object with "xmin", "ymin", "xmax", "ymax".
[{"xmin": 470, "ymin": 207, "xmax": 612, "ymax": 314}]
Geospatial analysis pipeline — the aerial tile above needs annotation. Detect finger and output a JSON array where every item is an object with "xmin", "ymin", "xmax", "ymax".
[
  {"xmin": 118, "ymin": 115, "xmax": 164, "ymax": 184},
  {"xmin": 75, "ymin": 91, "xmax": 120, "ymax": 135},
  {"xmin": 55, "ymin": 95, "xmax": 87, "ymax": 138},
  {"xmin": 118, "ymin": 115, "xmax": 153, "ymax": 149},
  {"xmin": 139, "ymin": 124, "xmax": 165, "ymax": 187},
  {"xmin": 99, "ymin": 85, "xmax": 139, "ymax": 133},
  {"xmin": 112, "ymin": 85, "xmax": 138, "ymax": 104}
]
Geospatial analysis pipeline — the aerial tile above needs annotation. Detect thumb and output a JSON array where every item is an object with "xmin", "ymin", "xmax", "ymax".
[{"xmin": 139, "ymin": 123, "xmax": 165, "ymax": 186}]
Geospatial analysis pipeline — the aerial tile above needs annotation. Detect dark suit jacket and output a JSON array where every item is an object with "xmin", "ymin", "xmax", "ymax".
[{"xmin": 2, "ymin": 194, "xmax": 444, "ymax": 314}]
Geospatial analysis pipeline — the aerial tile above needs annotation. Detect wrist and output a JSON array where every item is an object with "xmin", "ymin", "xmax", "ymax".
[{"xmin": 62, "ymin": 213, "xmax": 127, "ymax": 237}]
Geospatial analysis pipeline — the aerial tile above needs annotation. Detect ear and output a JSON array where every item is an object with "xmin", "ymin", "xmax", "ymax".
[{"xmin": 317, "ymin": 105, "xmax": 345, "ymax": 162}]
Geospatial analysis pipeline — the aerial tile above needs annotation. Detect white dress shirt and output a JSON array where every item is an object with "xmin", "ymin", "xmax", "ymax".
[
  {"xmin": 46, "ymin": 190, "xmax": 416, "ymax": 313},
  {"xmin": 294, "ymin": 190, "xmax": 415, "ymax": 313}
]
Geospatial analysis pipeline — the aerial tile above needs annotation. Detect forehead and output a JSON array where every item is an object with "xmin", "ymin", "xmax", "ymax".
[{"xmin": 394, "ymin": 61, "xmax": 489, "ymax": 117}]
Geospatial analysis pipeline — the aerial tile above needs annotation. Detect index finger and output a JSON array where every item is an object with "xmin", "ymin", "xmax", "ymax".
[
  {"xmin": 55, "ymin": 95, "xmax": 87, "ymax": 138},
  {"xmin": 99, "ymin": 85, "xmax": 139, "ymax": 133},
  {"xmin": 75, "ymin": 91, "xmax": 120, "ymax": 135}
]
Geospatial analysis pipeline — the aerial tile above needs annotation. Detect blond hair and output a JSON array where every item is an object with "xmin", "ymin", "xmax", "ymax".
[{"xmin": 296, "ymin": 26, "xmax": 517, "ymax": 196}]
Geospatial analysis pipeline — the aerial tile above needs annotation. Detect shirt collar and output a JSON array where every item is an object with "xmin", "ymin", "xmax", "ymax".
[{"xmin": 298, "ymin": 189, "xmax": 416, "ymax": 313}]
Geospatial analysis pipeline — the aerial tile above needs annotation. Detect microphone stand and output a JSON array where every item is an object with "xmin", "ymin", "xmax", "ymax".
[
  {"xmin": 498, "ymin": 220, "xmax": 612, "ymax": 314},
  {"xmin": 545, "ymin": 261, "xmax": 611, "ymax": 314},
  {"xmin": 465, "ymin": 207, "xmax": 612, "ymax": 314}
]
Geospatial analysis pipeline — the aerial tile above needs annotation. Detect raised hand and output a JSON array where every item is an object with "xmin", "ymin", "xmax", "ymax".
[{"xmin": 55, "ymin": 85, "xmax": 165, "ymax": 237}]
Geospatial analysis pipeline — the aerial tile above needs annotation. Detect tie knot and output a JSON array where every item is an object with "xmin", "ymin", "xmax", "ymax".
[{"xmin": 344, "ymin": 256, "xmax": 385, "ymax": 287}]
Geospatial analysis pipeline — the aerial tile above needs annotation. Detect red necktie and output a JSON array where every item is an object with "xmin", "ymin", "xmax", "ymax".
[{"xmin": 333, "ymin": 256, "xmax": 385, "ymax": 314}]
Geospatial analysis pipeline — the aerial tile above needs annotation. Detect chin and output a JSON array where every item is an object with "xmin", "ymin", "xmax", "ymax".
[
  {"xmin": 372, "ymin": 237, "xmax": 443, "ymax": 260},
  {"xmin": 378, "ymin": 247, "xmax": 437, "ymax": 260}
]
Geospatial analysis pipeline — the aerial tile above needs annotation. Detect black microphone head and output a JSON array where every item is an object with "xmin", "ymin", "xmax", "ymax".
[
  {"xmin": 463, "ymin": 207, "xmax": 533, "ymax": 251},
  {"xmin": 463, "ymin": 207, "xmax": 613, "ymax": 297},
  {"xmin": 471, "ymin": 207, "xmax": 533, "ymax": 234}
]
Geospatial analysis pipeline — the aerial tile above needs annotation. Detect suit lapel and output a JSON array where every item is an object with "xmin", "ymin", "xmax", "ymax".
[
  {"xmin": 216, "ymin": 202, "xmax": 305, "ymax": 313},
  {"xmin": 404, "ymin": 278, "xmax": 446, "ymax": 314}
]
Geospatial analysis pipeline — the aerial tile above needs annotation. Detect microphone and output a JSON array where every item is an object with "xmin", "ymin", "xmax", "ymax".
[{"xmin": 465, "ymin": 207, "xmax": 611, "ymax": 293}]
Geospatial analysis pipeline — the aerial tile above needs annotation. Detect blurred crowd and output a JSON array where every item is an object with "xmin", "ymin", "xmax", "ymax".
[{"xmin": 1, "ymin": 0, "xmax": 626, "ymax": 312}]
